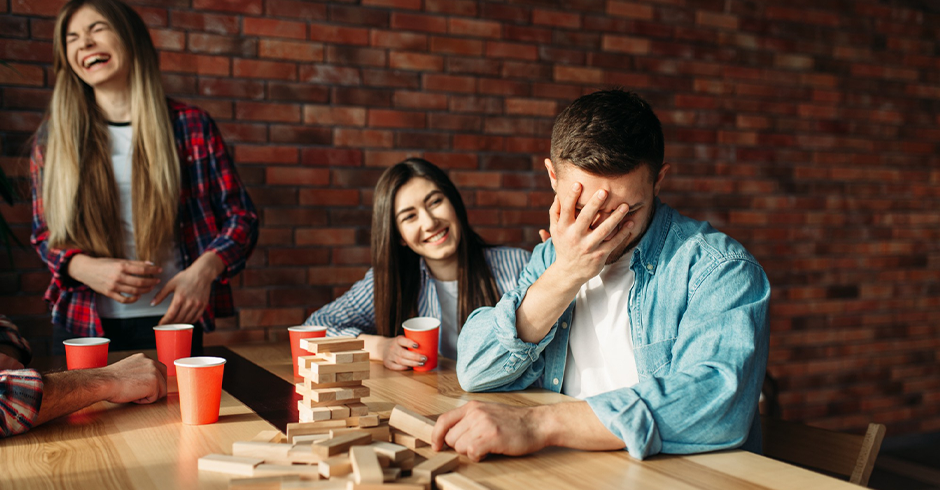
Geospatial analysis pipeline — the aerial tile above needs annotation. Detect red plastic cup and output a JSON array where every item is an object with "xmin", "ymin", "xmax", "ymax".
[
  {"xmin": 402, "ymin": 317, "xmax": 440, "ymax": 372},
  {"xmin": 154, "ymin": 324, "xmax": 194, "ymax": 376},
  {"xmin": 289, "ymin": 326, "xmax": 327, "ymax": 378},
  {"xmin": 174, "ymin": 356, "xmax": 226, "ymax": 425},
  {"xmin": 63, "ymin": 337, "xmax": 110, "ymax": 370}
]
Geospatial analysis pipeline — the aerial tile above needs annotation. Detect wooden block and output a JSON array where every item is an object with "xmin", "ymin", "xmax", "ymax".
[
  {"xmin": 282, "ymin": 481, "xmax": 347, "ymax": 489},
  {"xmin": 300, "ymin": 368, "xmax": 370, "ymax": 383},
  {"xmin": 251, "ymin": 464, "xmax": 321, "ymax": 479},
  {"xmin": 299, "ymin": 398, "xmax": 362, "ymax": 411},
  {"xmin": 392, "ymin": 432, "xmax": 428, "ymax": 450},
  {"xmin": 300, "ymin": 357, "xmax": 371, "ymax": 376},
  {"xmin": 347, "ymin": 484, "xmax": 427, "ymax": 490},
  {"xmin": 388, "ymin": 407, "xmax": 435, "ymax": 444},
  {"xmin": 293, "ymin": 434, "xmax": 331, "ymax": 444},
  {"xmin": 332, "ymin": 425, "xmax": 391, "ymax": 443},
  {"xmin": 303, "ymin": 379, "xmax": 368, "ymax": 390},
  {"xmin": 297, "ymin": 383, "xmax": 370, "ymax": 402},
  {"xmin": 288, "ymin": 420, "xmax": 349, "ymax": 442},
  {"xmin": 324, "ymin": 350, "xmax": 370, "ymax": 364},
  {"xmin": 395, "ymin": 476, "xmax": 432, "ymax": 490},
  {"xmin": 435, "ymin": 473, "xmax": 490, "ymax": 490},
  {"xmin": 302, "ymin": 407, "xmax": 335, "ymax": 422},
  {"xmin": 229, "ymin": 474, "xmax": 300, "ymax": 489},
  {"xmin": 232, "ymin": 441, "xmax": 293, "ymax": 462},
  {"xmin": 350, "ymin": 446, "xmax": 384, "ymax": 484},
  {"xmin": 300, "ymin": 337, "xmax": 364, "ymax": 354},
  {"xmin": 250, "ymin": 430, "xmax": 285, "ymax": 443},
  {"xmin": 412, "ymin": 453, "xmax": 458, "ymax": 481},
  {"xmin": 347, "ymin": 414, "xmax": 380, "ymax": 428},
  {"xmin": 368, "ymin": 441, "xmax": 413, "ymax": 464},
  {"xmin": 395, "ymin": 455, "xmax": 415, "ymax": 471},
  {"xmin": 337, "ymin": 370, "xmax": 370, "ymax": 382},
  {"xmin": 312, "ymin": 431, "xmax": 373, "ymax": 458},
  {"xmin": 319, "ymin": 455, "xmax": 352, "ymax": 478},
  {"xmin": 346, "ymin": 402, "xmax": 370, "ymax": 417},
  {"xmin": 287, "ymin": 444, "xmax": 324, "ymax": 464},
  {"xmin": 299, "ymin": 405, "xmax": 353, "ymax": 423},
  {"xmin": 198, "ymin": 454, "xmax": 263, "ymax": 476},
  {"xmin": 330, "ymin": 406, "xmax": 352, "ymax": 419},
  {"xmin": 382, "ymin": 467, "xmax": 401, "ymax": 482}
]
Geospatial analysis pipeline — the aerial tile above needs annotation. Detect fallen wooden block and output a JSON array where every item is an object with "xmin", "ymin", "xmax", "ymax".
[
  {"xmin": 412, "ymin": 453, "xmax": 458, "ymax": 481},
  {"xmin": 232, "ymin": 441, "xmax": 293, "ymax": 462},
  {"xmin": 392, "ymin": 431, "xmax": 428, "ymax": 450},
  {"xmin": 251, "ymin": 463, "xmax": 321, "ymax": 479},
  {"xmin": 331, "ymin": 424, "xmax": 391, "ymax": 443},
  {"xmin": 394, "ymin": 476, "xmax": 432, "ymax": 490},
  {"xmin": 368, "ymin": 441, "xmax": 412, "ymax": 464},
  {"xmin": 435, "ymin": 473, "xmax": 490, "ymax": 490},
  {"xmin": 293, "ymin": 434, "xmax": 331, "ymax": 444},
  {"xmin": 346, "ymin": 402, "xmax": 370, "ymax": 417},
  {"xmin": 346, "ymin": 484, "xmax": 427, "ymax": 490},
  {"xmin": 198, "ymin": 454, "xmax": 263, "ymax": 476},
  {"xmin": 388, "ymin": 407, "xmax": 435, "ymax": 444},
  {"xmin": 300, "ymin": 337, "xmax": 365, "ymax": 354},
  {"xmin": 383, "ymin": 467, "xmax": 401, "ymax": 482},
  {"xmin": 350, "ymin": 446, "xmax": 384, "ymax": 484},
  {"xmin": 312, "ymin": 431, "xmax": 373, "ymax": 458},
  {"xmin": 288, "ymin": 420, "xmax": 349, "ymax": 442},
  {"xmin": 228, "ymin": 474, "xmax": 300, "ymax": 489},
  {"xmin": 319, "ymin": 455, "xmax": 352, "ymax": 478},
  {"xmin": 324, "ymin": 350, "xmax": 370, "ymax": 364},
  {"xmin": 281, "ymin": 481, "xmax": 347, "ymax": 489},
  {"xmin": 250, "ymin": 430, "xmax": 284, "ymax": 443},
  {"xmin": 286, "ymin": 444, "xmax": 324, "ymax": 464}
]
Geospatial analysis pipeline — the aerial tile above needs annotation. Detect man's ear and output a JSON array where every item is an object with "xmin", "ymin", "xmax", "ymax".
[
  {"xmin": 544, "ymin": 158, "xmax": 558, "ymax": 192},
  {"xmin": 653, "ymin": 163, "xmax": 670, "ymax": 197}
]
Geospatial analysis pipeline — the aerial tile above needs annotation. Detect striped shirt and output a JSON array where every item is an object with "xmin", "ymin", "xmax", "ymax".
[
  {"xmin": 0, "ymin": 315, "xmax": 42, "ymax": 437},
  {"xmin": 303, "ymin": 246, "xmax": 531, "ymax": 339}
]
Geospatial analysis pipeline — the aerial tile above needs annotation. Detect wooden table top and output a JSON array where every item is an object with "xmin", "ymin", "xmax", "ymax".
[{"xmin": 0, "ymin": 342, "xmax": 861, "ymax": 490}]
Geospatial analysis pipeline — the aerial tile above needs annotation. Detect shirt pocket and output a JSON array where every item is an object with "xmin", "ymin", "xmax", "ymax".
[{"xmin": 634, "ymin": 336, "xmax": 676, "ymax": 378}]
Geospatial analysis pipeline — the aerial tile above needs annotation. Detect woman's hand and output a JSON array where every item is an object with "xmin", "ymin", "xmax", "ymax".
[
  {"xmin": 152, "ymin": 252, "xmax": 224, "ymax": 325},
  {"xmin": 380, "ymin": 335, "xmax": 427, "ymax": 371},
  {"xmin": 67, "ymin": 255, "xmax": 162, "ymax": 303}
]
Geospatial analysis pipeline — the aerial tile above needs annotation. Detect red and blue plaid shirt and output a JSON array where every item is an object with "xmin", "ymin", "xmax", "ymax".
[
  {"xmin": 0, "ymin": 315, "xmax": 42, "ymax": 437},
  {"xmin": 30, "ymin": 100, "xmax": 258, "ymax": 337}
]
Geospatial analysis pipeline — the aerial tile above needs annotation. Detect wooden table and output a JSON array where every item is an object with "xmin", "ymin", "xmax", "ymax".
[{"xmin": 0, "ymin": 343, "xmax": 861, "ymax": 489}]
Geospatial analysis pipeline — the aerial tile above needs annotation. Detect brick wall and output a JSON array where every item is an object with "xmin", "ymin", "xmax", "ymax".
[{"xmin": 1, "ymin": 0, "xmax": 939, "ymax": 437}]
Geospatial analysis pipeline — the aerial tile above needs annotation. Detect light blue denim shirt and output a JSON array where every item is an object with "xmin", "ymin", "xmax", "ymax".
[{"xmin": 456, "ymin": 199, "xmax": 770, "ymax": 460}]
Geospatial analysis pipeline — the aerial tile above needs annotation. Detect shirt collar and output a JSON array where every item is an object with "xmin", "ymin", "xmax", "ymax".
[{"xmin": 631, "ymin": 197, "xmax": 672, "ymax": 276}]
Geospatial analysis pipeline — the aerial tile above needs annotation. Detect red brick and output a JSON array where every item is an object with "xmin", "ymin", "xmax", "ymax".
[
  {"xmin": 243, "ymin": 17, "xmax": 306, "ymax": 39},
  {"xmin": 391, "ymin": 12, "xmax": 446, "ymax": 33},
  {"xmin": 301, "ymin": 148, "xmax": 363, "ymax": 167},
  {"xmin": 304, "ymin": 105, "xmax": 367, "ymax": 126},
  {"xmin": 193, "ymin": 0, "xmax": 261, "ymax": 15},
  {"xmin": 389, "ymin": 52, "xmax": 444, "ymax": 72},
  {"xmin": 393, "ymin": 90, "xmax": 448, "ymax": 110},
  {"xmin": 448, "ymin": 18, "xmax": 501, "ymax": 39},
  {"xmin": 476, "ymin": 190, "xmax": 528, "ymax": 207},
  {"xmin": 505, "ymin": 136, "xmax": 549, "ymax": 153},
  {"xmin": 233, "ymin": 59, "xmax": 295, "ymax": 80},
  {"xmin": 308, "ymin": 267, "xmax": 370, "ymax": 285},
  {"xmin": 504, "ymin": 25, "xmax": 553, "ymax": 44},
  {"xmin": 263, "ymin": 208, "xmax": 329, "ymax": 227},
  {"xmin": 0, "ymin": 39, "xmax": 53, "ymax": 63},
  {"xmin": 267, "ymin": 0, "xmax": 327, "ymax": 19},
  {"xmin": 266, "ymin": 167, "xmax": 330, "ymax": 186},
  {"xmin": 188, "ymin": 33, "xmax": 255, "ymax": 57},
  {"xmin": 368, "ymin": 109, "xmax": 426, "ymax": 129},
  {"xmin": 268, "ymin": 248, "xmax": 331, "ymax": 267},
  {"xmin": 423, "ymin": 152, "xmax": 478, "ymax": 170},
  {"xmin": 239, "ymin": 308, "xmax": 305, "ymax": 327},
  {"xmin": 334, "ymin": 128, "xmax": 394, "ymax": 148},
  {"xmin": 309, "ymin": 23, "xmax": 369, "ymax": 45},
  {"xmin": 446, "ymin": 58, "xmax": 501, "ymax": 76},
  {"xmin": 607, "ymin": 1, "xmax": 654, "ymax": 20},
  {"xmin": 396, "ymin": 132, "xmax": 450, "ymax": 150},
  {"xmin": 533, "ymin": 9, "xmax": 581, "ymax": 29},
  {"xmin": 147, "ymin": 29, "xmax": 183, "ymax": 51},
  {"xmin": 299, "ymin": 65, "xmax": 361, "ymax": 85},
  {"xmin": 259, "ymin": 39, "xmax": 324, "ymax": 62},
  {"xmin": 505, "ymin": 98, "xmax": 556, "ymax": 117},
  {"xmin": 363, "ymin": 150, "xmax": 418, "ymax": 167},
  {"xmin": 362, "ymin": 0, "xmax": 421, "ymax": 9},
  {"xmin": 11, "ymin": 0, "xmax": 62, "ymax": 16},
  {"xmin": 484, "ymin": 117, "xmax": 537, "ymax": 136},
  {"xmin": 553, "ymin": 65, "xmax": 602, "ymax": 84},
  {"xmin": 217, "ymin": 122, "xmax": 267, "ymax": 143},
  {"xmin": 331, "ymin": 247, "xmax": 371, "ymax": 266},
  {"xmin": 450, "ymin": 171, "xmax": 501, "ymax": 188},
  {"xmin": 0, "ymin": 63, "xmax": 44, "ymax": 87},
  {"xmin": 430, "ymin": 37, "xmax": 484, "ymax": 56},
  {"xmin": 486, "ymin": 41, "xmax": 538, "ymax": 60},
  {"xmin": 370, "ymin": 30, "xmax": 427, "ymax": 50},
  {"xmin": 170, "ymin": 11, "xmax": 238, "ymax": 34},
  {"xmin": 333, "ymin": 87, "xmax": 392, "ymax": 107},
  {"xmin": 427, "ymin": 113, "xmax": 481, "ymax": 132},
  {"xmin": 423, "ymin": 74, "xmax": 476, "ymax": 93},
  {"xmin": 296, "ymin": 228, "xmax": 357, "ymax": 246},
  {"xmin": 330, "ymin": 5, "xmax": 389, "ymax": 28},
  {"xmin": 269, "ymin": 125, "xmax": 332, "ymax": 145},
  {"xmin": 425, "ymin": 0, "xmax": 477, "ymax": 16},
  {"xmin": 299, "ymin": 189, "xmax": 360, "ymax": 206},
  {"xmin": 160, "ymin": 52, "xmax": 229, "ymax": 76},
  {"xmin": 602, "ymin": 35, "xmax": 650, "ymax": 54},
  {"xmin": 479, "ymin": 78, "xmax": 529, "ymax": 96},
  {"xmin": 198, "ymin": 78, "xmax": 263, "ymax": 99},
  {"xmin": 453, "ymin": 134, "xmax": 505, "ymax": 151},
  {"xmin": 236, "ymin": 145, "xmax": 298, "ymax": 164},
  {"xmin": 448, "ymin": 95, "xmax": 501, "ymax": 114},
  {"xmin": 235, "ymin": 102, "xmax": 300, "ymax": 123},
  {"xmin": 696, "ymin": 11, "xmax": 738, "ymax": 30},
  {"xmin": 327, "ymin": 46, "xmax": 387, "ymax": 68}
]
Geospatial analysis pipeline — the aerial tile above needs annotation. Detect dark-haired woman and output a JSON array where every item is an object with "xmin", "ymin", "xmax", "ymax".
[{"xmin": 302, "ymin": 158, "xmax": 529, "ymax": 370}]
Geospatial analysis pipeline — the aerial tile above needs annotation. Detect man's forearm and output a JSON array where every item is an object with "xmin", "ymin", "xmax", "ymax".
[
  {"xmin": 34, "ymin": 370, "xmax": 111, "ymax": 426},
  {"xmin": 515, "ymin": 265, "xmax": 582, "ymax": 344},
  {"xmin": 534, "ymin": 401, "xmax": 625, "ymax": 451}
]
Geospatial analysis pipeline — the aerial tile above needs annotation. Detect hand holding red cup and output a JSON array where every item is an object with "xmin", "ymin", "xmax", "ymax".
[{"xmin": 402, "ymin": 317, "xmax": 440, "ymax": 372}]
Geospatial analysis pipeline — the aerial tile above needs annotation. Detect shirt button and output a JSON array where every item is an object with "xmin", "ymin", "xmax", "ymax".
[
  {"xmin": 552, "ymin": 378, "xmax": 559, "ymax": 385},
  {"xmin": 561, "ymin": 322, "xmax": 568, "ymax": 329},
  {"xmin": 647, "ymin": 264, "xmax": 654, "ymax": 270}
]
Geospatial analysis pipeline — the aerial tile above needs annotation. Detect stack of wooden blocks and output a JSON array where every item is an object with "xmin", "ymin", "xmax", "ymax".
[
  {"xmin": 295, "ymin": 336, "xmax": 372, "ymax": 423},
  {"xmin": 198, "ymin": 406, "xmax": 484, "ymax": 490}
]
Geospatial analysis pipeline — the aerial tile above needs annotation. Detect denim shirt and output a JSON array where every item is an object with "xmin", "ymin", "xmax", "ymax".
[{"xmin": 456, "ymin": 199, "xmax": 770, "ymax": 460}]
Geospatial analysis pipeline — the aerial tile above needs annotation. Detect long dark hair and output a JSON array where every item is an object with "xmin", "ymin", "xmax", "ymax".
[{"xmin": 372, "ymin": 158, "xmax": 500, "ymax": 337}]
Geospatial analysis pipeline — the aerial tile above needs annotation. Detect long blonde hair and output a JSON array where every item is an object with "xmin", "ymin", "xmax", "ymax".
[{"xmin": 42, "ymin": 0, "xmax": 179, "ymax": 262}]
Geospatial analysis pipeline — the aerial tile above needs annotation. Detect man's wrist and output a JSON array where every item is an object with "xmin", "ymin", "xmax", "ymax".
[{"xmin": 530, "ymin": 404, "xmax": 559, "ymax": 449}]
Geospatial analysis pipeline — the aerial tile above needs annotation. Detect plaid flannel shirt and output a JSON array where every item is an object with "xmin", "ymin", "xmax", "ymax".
[
  {"xmin": 0, "ymin": 315, "xmax": 42, "ymax": 437},
  {"xmin": 30, "ymin": 100, "xmax": 258, "ymax": 337}
]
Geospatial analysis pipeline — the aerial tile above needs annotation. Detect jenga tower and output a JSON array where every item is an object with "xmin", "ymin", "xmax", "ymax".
[{"xmin": 295, "ymin": 336, "xmax": 372, "ymax": 422}]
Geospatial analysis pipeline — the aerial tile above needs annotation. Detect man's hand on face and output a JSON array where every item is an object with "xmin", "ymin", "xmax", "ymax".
[{"xmin": 549, "ymin": 182, "xmax": 634, "ymax": 285}]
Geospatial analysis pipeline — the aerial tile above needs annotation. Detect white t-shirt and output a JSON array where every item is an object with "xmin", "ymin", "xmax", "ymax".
[
  {"xmin": 96, "ymin": 123, "xmax": 182, "ymax": 319},
  {"xmin": 432, "ymin": 278, "xmax": 459, "ymax": 360},
  {"xmin": 562, "ymin": 248, "xmax": 641, "ymax": 399}
]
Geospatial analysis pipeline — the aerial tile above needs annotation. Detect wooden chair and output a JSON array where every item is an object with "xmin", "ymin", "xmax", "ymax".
[{"xmin": 761, "ymin": 415, "xmax": 886, "ymax": 487}]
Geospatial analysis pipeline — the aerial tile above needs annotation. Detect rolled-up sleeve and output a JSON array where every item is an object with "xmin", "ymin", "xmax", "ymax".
[
  {"xmin": 304, "ymin": 269, "xmax": 377, "ymax": 338},
  {"xmin": 0, "ymin": 369, "xmax": 43, "ymax": 437}
]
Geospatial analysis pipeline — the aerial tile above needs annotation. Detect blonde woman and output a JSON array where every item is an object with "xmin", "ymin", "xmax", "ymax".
[{"xmin": 30, "ymin": 0, "xmax": 258, "ymax": 353}]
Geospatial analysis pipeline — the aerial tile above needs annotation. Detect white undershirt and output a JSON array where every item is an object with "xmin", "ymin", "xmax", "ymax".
[
  {"xmin": 96, "ymin": 123, "xmax": 181, "ymax": 319},
  {"xmin": 432, "ymin": 278, "xmax": 459, "ymax": 360},
  {"xmin": 562, "ymin": 248, "xmax": 640, "ymax": 399}
]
